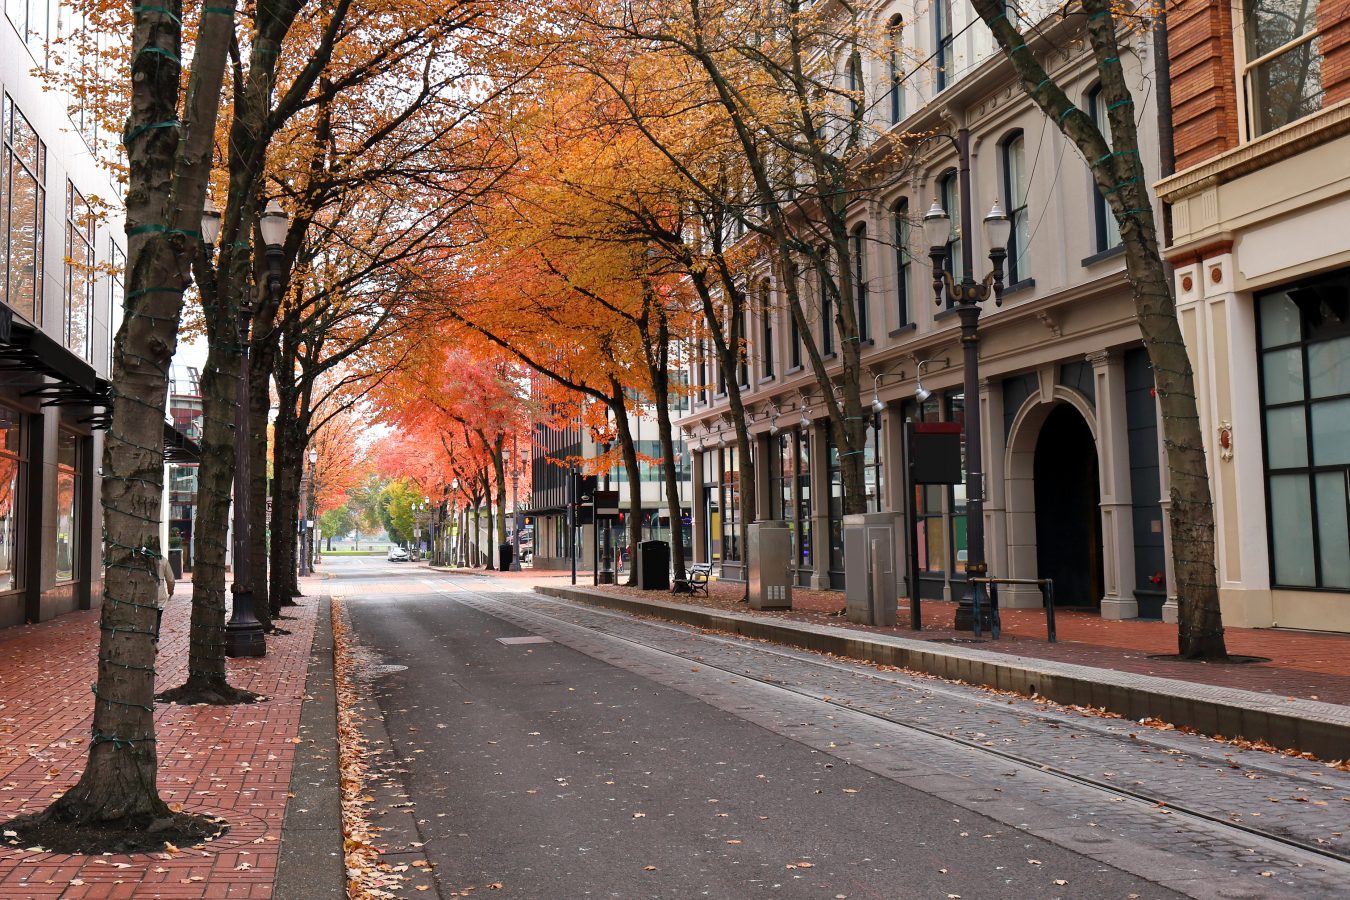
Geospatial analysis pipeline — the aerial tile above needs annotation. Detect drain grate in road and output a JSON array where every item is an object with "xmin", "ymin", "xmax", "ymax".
[{"xmin": 496, "ymin": 635, "xmax": 553, "ymax": 645}]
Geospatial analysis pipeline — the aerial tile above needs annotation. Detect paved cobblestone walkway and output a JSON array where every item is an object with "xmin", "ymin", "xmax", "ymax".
[
  {"xmin": 422, "ymin": 572, "xmax": 1350, "ymax": 899},
  {"xmin": 0, "ymin": 586, "xmax": 321, "ymax": 899}
]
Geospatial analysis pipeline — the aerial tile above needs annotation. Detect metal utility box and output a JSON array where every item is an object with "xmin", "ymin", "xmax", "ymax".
[
  {"xmin": 637, "ymin": 540, "xmax": 670, "ymax": 591},
  {"xmin": 842, "ymin": 512, "xmax": 898, "ymax": 626},
  {"xmin": 748, "ymin": 521, "xmax": 793, "ymax": 609}
]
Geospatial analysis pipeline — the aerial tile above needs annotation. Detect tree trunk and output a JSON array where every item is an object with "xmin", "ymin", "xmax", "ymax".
[
  {"xmin": 609, "ymin": 395, "xmax": 644, "ymax": 586},
  {"xmin": 647, "ymin": 324, "xmax": 688, "ymax": 586},
  {"xmin": 269, "ymin": 432, "xmax": 303, "ymax": 614},
  {"xmin": 246, "ymin": 336, "xmax": 272, "ymax": 626},
  {"xmin": 13, "ymin": 3, "xmax": 242, "ymax": 845},
  {"xmin": 158, "ymin": 348, "xmax": 261, "ymax": 705},
  {"xmin": 969, "ymin": 0, "xmax": 1226, "ymax": 659}
]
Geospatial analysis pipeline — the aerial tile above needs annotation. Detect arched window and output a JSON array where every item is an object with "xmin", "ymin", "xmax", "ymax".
[
  {"xmin": 1088, "ymin": 85, "xmax": 1122, "ymax": 252},
  {"xmin": 887, "ymin": 15, "xmax": 905, "ymax": 125},
  {"xmin": 1001, "ymin": 130, "xmax": 1029, "ymax": 283},
  {"xmin": 893, "ymin": 199, "xmax": 911, "ymax": 327},
  {"xmin": 850, "ymin": 223, "xmax": 869, "ymax": 341},
  {"xmin": 937, "ymin": 169, "xmax": 962, "ymax": 285}
]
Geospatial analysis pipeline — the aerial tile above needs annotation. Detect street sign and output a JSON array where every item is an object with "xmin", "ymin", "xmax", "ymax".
[
  {"xmin": 911, "ymin": 422, "xmax": 964, "ymax": 485},
  {"xmin": 594, "ymin": 489, "xmax": 620, "ymax": 517}
]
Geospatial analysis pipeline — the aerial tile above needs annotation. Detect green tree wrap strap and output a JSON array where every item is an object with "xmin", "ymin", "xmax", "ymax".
[
  {"xmin": 125, "ymin": 286, "xmax": 185, "ymax": 301},
  {"xmin": 126, "ymin": 223, "xmax": 169, "ymax": 236},
  {"xmin": 132, "ymin": 5, "xmax": 182, "ymax": 24},
  {"xmin": 136, "ymin": 46, "xmax": 181, "ymax": 64},
  {"xmin": 123, "ymin": 119, "xmax": 180, "ymax": 144}
]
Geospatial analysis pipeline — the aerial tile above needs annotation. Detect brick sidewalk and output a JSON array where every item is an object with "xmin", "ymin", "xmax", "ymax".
[
  {"xmin": 495, "ymin": 570, "xmax": 1350, "ymax": 707},
  {"xmin": 0, "ymin": 580, "xmax": 326, "ymax": 899}
]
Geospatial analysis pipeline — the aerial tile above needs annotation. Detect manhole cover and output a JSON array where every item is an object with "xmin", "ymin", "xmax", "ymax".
[{"xmin": 497, "ymin": 636, "xmax": 552, "ymax": 645}]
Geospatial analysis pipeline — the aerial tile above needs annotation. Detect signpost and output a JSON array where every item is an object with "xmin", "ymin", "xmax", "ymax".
[{"xmin": 905, "ymin": 420, "xmax": 966, "ymax": 630}]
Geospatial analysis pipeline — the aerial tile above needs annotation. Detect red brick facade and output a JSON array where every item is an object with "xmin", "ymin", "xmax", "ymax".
[
  {"xmin": 1323, "ymin": 0, "xmax": 1350, "ymax": 106},
  {"xmin": 1169, "ymin": 0, "xmax": 1240, "ymax": 170},
  {"xmin": 1169, "ymin": 0, "xmax": 1350, "ymax": 172}
]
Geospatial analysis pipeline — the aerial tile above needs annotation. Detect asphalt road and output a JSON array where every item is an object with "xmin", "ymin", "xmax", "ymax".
[{"xmin": 332, "ymin": 557, "xmax": 1350, "ymax": 899}]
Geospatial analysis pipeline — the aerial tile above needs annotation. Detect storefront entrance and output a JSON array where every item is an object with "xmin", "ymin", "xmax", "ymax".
[{"xmin": 1033, "ymin": 404, "xmax": 1104, "ymax": 608}]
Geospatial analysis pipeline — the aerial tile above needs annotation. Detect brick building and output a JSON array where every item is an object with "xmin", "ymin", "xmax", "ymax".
[{"xmin": 1157, "ymin": 0, "xmax": 1350, "ymax": 630}]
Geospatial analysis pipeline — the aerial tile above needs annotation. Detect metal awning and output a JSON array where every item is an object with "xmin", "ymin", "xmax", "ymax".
[
  {"xmin": 0, "ymin": 311, "xmax": 112, "ymax": 428},
  {"xmin": 164, "ymin": 421, "xmax": 201, "ymax": 464}
]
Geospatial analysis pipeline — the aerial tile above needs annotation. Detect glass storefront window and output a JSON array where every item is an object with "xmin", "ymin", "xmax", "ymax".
[
  {"xmin": 719, "ymin": 446, "xmax": 741, "ymax": 562},
  {"xmin": 0, "ymin": 408, "xmax": 23, "ymax": 591},
  {"xmin": 1257, "ymin": 271, "xmax": 1350, "ymax": 589},
  {"xmin": 56, "ymin": 431, "xmax": 79, "ymax": 582},
  {"xmin": 796, "ymin": 427, "xmax": 812, "ymax": 568}
]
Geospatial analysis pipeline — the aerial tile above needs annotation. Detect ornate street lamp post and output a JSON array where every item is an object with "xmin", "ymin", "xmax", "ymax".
[
  {"xmin": 923, "ymin": 128, "xmax": 1011, "ymax": 633},
  {"xmin": 226, "ymin": 200, "xmax": 287, "ymax": 656}
]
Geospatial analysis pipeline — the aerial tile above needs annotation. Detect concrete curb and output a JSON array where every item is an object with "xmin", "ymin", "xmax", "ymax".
[
  {"xmin": 275, "ymin": 596, "xmax": 344, "ymax": 900},
  {"xmin": 535, "ymin": 584, "xmax": 1350, "ymax": 762}
]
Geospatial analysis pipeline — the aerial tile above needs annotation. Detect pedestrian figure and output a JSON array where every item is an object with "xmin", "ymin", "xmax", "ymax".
[{"xmin": 155, "ymin": 556, "xmax": 175, "ymax": 641}]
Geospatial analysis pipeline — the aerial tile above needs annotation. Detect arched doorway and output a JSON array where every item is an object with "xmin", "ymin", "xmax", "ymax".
[{"xmin": 1033, "ymin": 404, "xmax": 1104, "ymax": 608}]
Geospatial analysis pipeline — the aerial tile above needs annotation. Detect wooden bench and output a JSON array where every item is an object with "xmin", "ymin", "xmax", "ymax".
[{"xmin": 684, "ymin": 563, "xmax": 713, "ymax": 595}]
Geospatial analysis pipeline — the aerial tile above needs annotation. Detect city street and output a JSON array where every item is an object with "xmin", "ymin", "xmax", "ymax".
[{"xmin": 330, "ymin": 558, "xmax": 1350, "ymax": 899}]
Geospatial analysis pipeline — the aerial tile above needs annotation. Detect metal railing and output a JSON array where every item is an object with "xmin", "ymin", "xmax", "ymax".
[{"xmin": 968, "ymin": 577, "xmax": 1057, "ymax": 643}]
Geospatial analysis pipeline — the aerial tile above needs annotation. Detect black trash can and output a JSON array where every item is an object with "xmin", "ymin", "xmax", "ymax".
[
  {"xmin": 498, "ymin": 543, "xmax": 514, "ymax": 571},
  {"xmin": 637, "ymin": 540, "xmax": 670, "ymax": 591},
  {"xmin": 168, "ymin": 547, "xmax": 184, "ymax": 580}
]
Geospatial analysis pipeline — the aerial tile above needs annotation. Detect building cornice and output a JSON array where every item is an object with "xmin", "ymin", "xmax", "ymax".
[{"xmin": 1155, "ymin": 99, "xmax": 1350, "ymax": 203}]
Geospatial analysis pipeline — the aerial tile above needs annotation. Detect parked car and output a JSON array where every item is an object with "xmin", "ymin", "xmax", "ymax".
[{"xmin": 387, "ymin": 546, "xmax": 410, "ymax": 562}]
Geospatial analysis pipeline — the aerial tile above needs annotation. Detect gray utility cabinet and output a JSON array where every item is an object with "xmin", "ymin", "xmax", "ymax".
[
  {"xmin": 842, "ymin": 512, "xmax": 898, "ymax": 626},
  {"xmin": 747, "ymin": 521, "xmax": 793, "ymax": 609}
]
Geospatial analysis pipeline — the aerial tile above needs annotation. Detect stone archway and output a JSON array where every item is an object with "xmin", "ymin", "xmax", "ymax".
[{"xmin": 1003, "ymin": 389, "xmax": 1103, "ymax": 608}]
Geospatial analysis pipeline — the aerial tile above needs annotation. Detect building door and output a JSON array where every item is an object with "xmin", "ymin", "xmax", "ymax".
[{"xmin": 1033, "ymin": 404, "xmax": 1103, "ymax": 607}]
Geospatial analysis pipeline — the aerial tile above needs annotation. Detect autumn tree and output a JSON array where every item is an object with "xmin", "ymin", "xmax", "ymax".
[
  {"xmin": 572, "ymin": 0, "xmax": 924, "ymax": 522},
  {"xmin": 10, "ymin": 2, "xmax": 238, "ymax": 848},
  {"xmin": 967, "ymin": 0, "xmax": 1225, "ymax": 658}
]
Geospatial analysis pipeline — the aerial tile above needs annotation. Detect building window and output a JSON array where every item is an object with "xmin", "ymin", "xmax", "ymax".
[
  {"xmin": 56, "ymin": 430, "xmax": 79, "ymax": 583},
  {"xmin": 1089, "ymin": 86, "xmax": 1123, "ymax": 252},
  {"xmin": 938, "ymin": 169, "xmax": 962, "ymax": 284},
  {"xmin": 65, "ymin": 183, "xmax": 95, "ymax": 360},
  {"xmin": 850, "ymin": 224, "xmax": 868, "ymax": 341},
  {"xmin": 720, "ymin": 445, "xmax": 741, "ymax": 563},
  {"xmin": 759, "ymin": 281, "xmax": 774, "ymax": 378},
  {"xmin": 0, "ymin": 407, "xmax": 23, "ymax": 591},
  {"xmin": 826, "ymin": 429, "xmax": 844, "ymax": 578},
  {"xmin": 894, "ymin": 199, "xmax": 911, "ymax": 327},
  {"xmin": 4, "ymin": 0, "xmax": 49, "ymax": 47},
  {"xmin": 843, "ymin": 50, "xmax": 862, "ymax": 121},
  {"xmin": 864, "ymin": 413, "xmax": 884, "ymax": 512},
  {"xmin": 701, "ymin": 450, "xmax": 720, "ymax": 563},
  {"xmin": 796, "ymin": 426, "xmax": 812, "ymax": 569},
  {"xmin": 1, "ymin": 95, "xmax": 46, "ymax": 323},
  {"xmin": 887, "ymin": 15, "xmax": 905, "ymax": 125},
  {"xmin": 108, "ymin": 240, "xmax": 124, "ymax": 371},
  {"xmin": 935, "ymin": 0, "xmax": 954, "ymax": 92},
  {"xmin": 1001, "ymin": 131, "xmax": 1029, "ymax": 283},
  {"xmin": 1256, "ymin": 269, "xmax": 1350, "ymax": 590},
  {"xmin": 1244, "ymin": 0, "xmax": 1325, "ymax": 138},
  {"xmin": 737, "ymin": 306, "xmax": 749, "ymax": 388},
  {"xmin": 787, "ymin": 263, "xmax": 802, "ymax": 368}
]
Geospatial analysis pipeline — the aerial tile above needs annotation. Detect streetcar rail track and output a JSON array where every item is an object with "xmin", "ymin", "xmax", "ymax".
[{"xmin": 430, "ymin": 577, "xmax": 1350, "ymax": 871}]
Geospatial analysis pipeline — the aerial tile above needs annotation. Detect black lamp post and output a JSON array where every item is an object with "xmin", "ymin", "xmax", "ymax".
[
  {"xmin": 226, "ymin": 199, "xmax": 286, "ymax": 655},
  {"xmin": 922, "ymin": 128, "xmax": 1011, "ymax": 634},
  {"xmin": 298, "ymin": 447, "xmax": 317, "ymax": 577}
]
